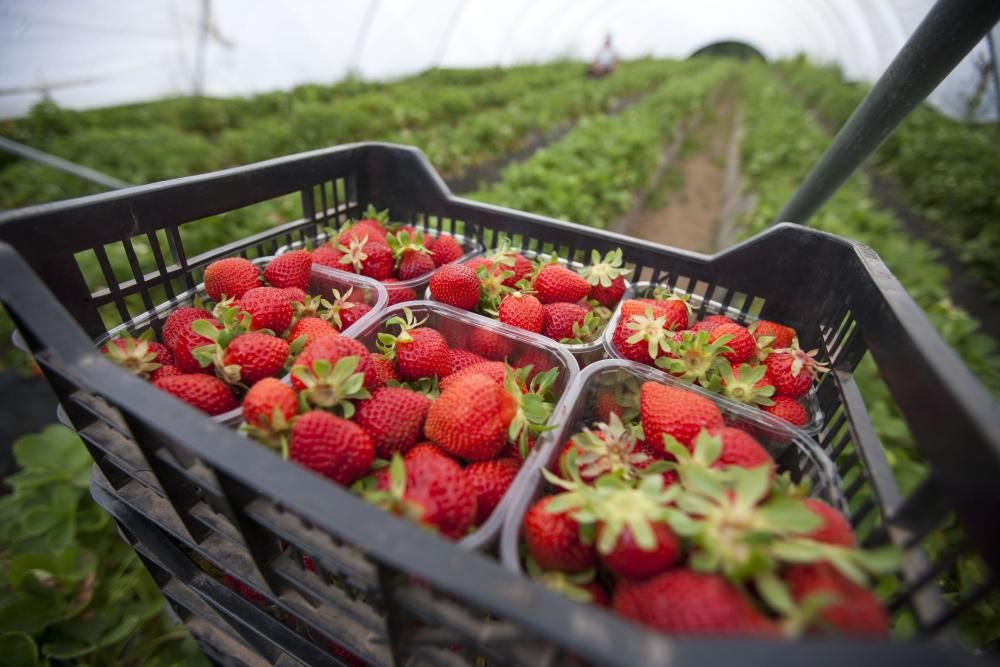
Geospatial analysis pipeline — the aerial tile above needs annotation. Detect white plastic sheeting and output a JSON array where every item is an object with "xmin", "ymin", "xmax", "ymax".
[{"xmin": 0, "ymin": 0, "xmax": 996, "ymax": 119}]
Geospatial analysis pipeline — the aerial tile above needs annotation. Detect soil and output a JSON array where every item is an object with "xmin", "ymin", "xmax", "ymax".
[{"xmin": 625, "ymin": 92, "xmax": 739, "ymax": 253}]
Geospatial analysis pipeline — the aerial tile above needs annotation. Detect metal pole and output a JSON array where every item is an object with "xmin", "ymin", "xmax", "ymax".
[
  {"xmin": 776, "ymin": 0, "xmax": 1000, "ymax": 224},
  {"xmin": 986, "ymin": 30, "xmax": 1000, "ymax": 120},
  {"xmin": 0, "ymin": 137, "xmax": 132, "ymax": 190}
]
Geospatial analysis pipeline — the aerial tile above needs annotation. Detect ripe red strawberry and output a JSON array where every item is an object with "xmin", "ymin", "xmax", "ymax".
[
  {"xmin": 311, "ymin": 245, "xmax": 345, "ymax": 268},
  {"xmin": 383, "ymin": 451, "xmax": 477, "ymax": 539},
  {"xmin": 710, "ymin": 322, "xmax": 756, "ymax": 364},
  {"xmin": 204, "ymin": 257, "xmax": 260, "ymax": 301},
  {"xmin": 101, "ymin": 337, "xmax": 173, "ymax": 379},
  {"xmin": 265, "ymin": 250, "xmax": 312, "ymax": 291},
  {"xmin": 469, "ymin": 328, "xmax": 514, "ymax": 361},
  {"xmin": 149, "ymin": 364, "xmax": 183, "ymax": 382},
  {"xmin": 613, "ymin": 570, "xmax": 777, "ymax": 636},
  {"xmin": 326, "ymin": 640, "xmax": 365, "ymax": 667},
  {"xmin": 398, "ymin": 250, "xmax": 435, "ymax": 280},
  {"xmin": 383, "ymin": 279, "xmax": 417, "ymax": 305},
  {"xmin": 764, "ymin": 349, "xmax": 826, "ymax": 398},
  {"xmin": 287, "ymin": 317, "xmax": 337, "ymax": 349},
  {"xmin": 640, "ymin": 381, "xmax": 724, "ymax": 450},
  {"xmin": 430, "ymin": 235, "xmax": 463, "ymax": 266},
  {"xmin": 405, "ymin": 441, "xmax": 453, "ymax": 462},
  {"xmin": 328, "ymin": 300, "xmax": 372, "ymax": 331},
  {"xmin": 589, "ymin": 276, "xmax": 627, "ymax": 307},
  {"xmin": 801, "ymin": 498, "xmax": 855, "ymax": 547},
  {"xmin": 463, "ymin": 256, "xmax": 492, "ymax": 274},
  {"xmin": 425, "ymin": 373, "xmax": 517, "ymax": 461},
  {"xmin": 238, "ymin": 286, "xmax": 294, "ymax": 334},
  {"xmin": 172, "ymin": 320, "xmax": 219, "ymax": 373},
  {"xmin": 369, "ymin": 352, "xmax": 399, "ymax": 387},
  {"xmin": 355, "ymin": 387, "xmax": 431, "ymax": 458},
  {"xmin": 621, "ymin": 299, "xmax": 670, "ymax": 320},
  {"xmin": 659, "ymin": 297, "xmax": 693, "ymax": 331},
  {"xmin": 439, "ymin": 361, "xmax": 507, "ymax": 391},
  {"xmin": 493, "ymin": 252, "xmax": 534, "ymax": 287},
  {"xmin": 542, "ymin": 302, "xmax": 588, "ymax": 340},
  {"xmin": 533, "ymin": 264, "xmax": 590, "ymax": 304},
  {"xmin": 338, "ymin": 219, "xmax": 387, "ymax": 246},
  {"xmin": 292, "ymin": 335, "xmax": 376, "ymax": 391},
  {"xmin": 465, "ymin": 457, "xmax": 520, "ymax": 524},
  {"xmin": 710, "ymin": 427, "xmax": 775, "ymax": 473},
  {"xmin": 429, "ymin": 263, "xmax": 480, "ymax": 310},
  {"xmin": 580, "ymin": 248, "xmax": 631, "ymax": 307},
  {"xmin": 392, "ymin": 328, "xmax": 451, "ymax": 381},
  {"xmin": 290, "ymin": 411, "xmax": 374, "ymax": 485},
  {"xmin": 221, "ymin": 332, "xmax": 289, "ymax": 385},
  {"xmin": 498, "ymin": 292, "xmax": 544, "ymax": 333},
  {"xmin": 762, "ymin": 395, "xmax": 809, "ymax": 427},
  {"xmin": 558, "ymin": 416, "xmax": 650, "ymax": 483},
  {"xmin": 153, "ymin": 374, "xmax": 238, "ymax": 415},
  {"xmin": 242, "ymin": 377, "xmax": 298, "ymax": 430},
  {"xmin": 523, "ymin": 496, "xmax": 595, "ymax": 572},
  {"xmin": 223, "ymin": 574, "xmax": 268, "ymax": 605},
  {"xmin": 784, "ymin": 563, "xmax": 888, "ymax": 636},
  {"xmin": 598, "ymin": 522, "xmax": 681, "ymax": 580},
  {"xmin": 448, "ymin": 348, "xmax": 487, "ymax": 373},
  {"xmin": 162, "ymin": 307, "xmax": 214, "ymax": 350},
  {"xmin": 341, "ymin": 238, "xmax": 394, "ymax": 280},
  {"xmin": 513, "ymin": 347, "xmax": 555, "ymax": 379},
  {"xmin": 752, "ymin": 319, "xmax": 797, "ymax": 349},
  {"xmin": 281, "ymin": 287, "xmax": 307, "ymax": 304},
  {"xmin": 612, "ymin": 311, "xmax": 671, "ymax": 364}
]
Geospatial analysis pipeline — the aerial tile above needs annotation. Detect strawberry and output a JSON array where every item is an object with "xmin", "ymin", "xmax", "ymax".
[
  {"xmin": 541, "ymin": 302, "xmax": 588, "ymax": 341},
  {"xmin": 655, "ymin": 329, "xmax": 731, "ymax": 387},
  {"xmin": 223, "ymin": 574, "xmax": 268, "ymax": 605},
  {"xmin": 238, "ymin": 286, "xmax": 293, "ymax": 334},
  {"xmin": 612, "ymin": 308, "xmax": 672, "ymax": 364},
  {"xmin": 292, "ymin": 336, "xmax": 377, "ymax": 413},
  {"xmin": 448, "ymin": 348, "xmax": 487, "ymax": 374},
  {"xmin": 425, "ymin": 373, "xmax": 517, "ymax": 461},
  {"xmin": 658, "ymin": 297, "xmax": 693, "ymax": 332},
  {"xmin": 221, "ymin": 332, "xmax": 290, "ymax": 385},
  {"xmin": 382, "ymin": 279, "xmax": 417, "ymax": 305},
  {"xmin": 558, "ymin": 414, "xmax": 651, "ymax": 483},
  {"xmin": 405, "ymin": 441, "xmax": 453, "ymax": 462},
  {"xmin": 498, "ymin": 292, "xmax": 545, "ymax": 333},
  {"xmin": 691, "ymin": 314, "xmax": 735, "ymax": 335},
  {"xmin": 153, "ymin": 374, "xmax": 237, "ymax": 415},
  {"xmin": 204, "ymin": 257, "xmax": 260, "ymax": 301},
  {"xmin": 290, "ymin": 411, "xmax": 374, "ymax": 485},
  {"xmin": 101, "ymin": 335, "xmax": 172, "ymax": 379},
  {"xmin": 335, "ymin": 302, "xmax": 372, "ymax": 331},
  {"xmin": 287, "ymin": 317, "xmax": 337, "ymax": 349},
  {"xmin": 469, "ymin": 328, "xmax": 514, "ymax": 361},
  {"xmin": 598, "ymin": 522, "xmax": 680, "ymax": 581},
  {"xmin": 162, "ymin": 307, "xmax": 214, "ymax": 350},
  {"xmin": 429, "ymin": 234, "xmax": 463, "ymax": 266},
  {"xmin": 242, "ymin": 377, "xmax": 298, "ymax": 431},
  {"xmin": 718, "ymin": 363, "xmax": 776, "ymax": 407},
  {"xmin": 580, "ymin": 248, "xmax": 631, "ymax": 307},
  {"xmin": 784, "ymin": 563, "xmax": 888, "ymax": 636},
  {"xmin": 264, "ymin": 250, "xmax": 312, "ymax": 291},
  {"xmin": 429, "ymin": 263, "xmax": 480, "ymax": 310},
  {"xmin": 149, "ymin": 364, "xmax": 183, "ymax": 382},
  {"xmin": 751, "ymin": 319, "xmax": 797, "ymax": 350},
  {"xmin": 762, "ymin": 395, "xmax": 809, "ymax": 427},
  {"xmin": 764, "ymin": 348, "xmax": 828, "ymax": 398},
  {"xmin": 621, "ymin": 299, "xmax": 670, "ymax": 320},
  {"xmin": 377, "ymin": 309, "xmax": 451, "ymax": 381},
  {"xmin": 487, "ymin": 249, "xmax": 533, "ymax": 287},
  {"xmin": 172, "ymin": 319, "xmax": 220, "ymax": 373},
  {"xmin": 523, "ymin": 495, "xmax": 595, "ymax": 572},
  {"xmin": 465, "ymin": 457, "xmax": 520, "ymax": 524},
  {"xmin": 355, "ymin": 387, "xmax": 431, "ymax": 458},
  {"xmin": 710, "ymin": 322, "xmax": 756, "ymax": 364},
  {"xmin": 398, "ymin": 251, "xmax": 435, "ymax": 279},
  {"xmin": 533, "ymin": 264, "xmax": 590, "ymax": 304},
  {"xmin": 640, "ymin": 381, "xmax": 723, "ymax": 449},
  {"xmin": 374, "ymin": 452, "xmax": 477, "ymax": 538},
  {"xmin": 513, "ymin": 347, "xmax": 555, "ymax": 379},
  {"xmin": 709, "ymin": 427, "xmax": 775, "ymax": 473},
  {"xmin": 463, "ymin": 257, "xmax": 492, "ymax": 275},
  {"xmin": 439, "ymin": 361, "xmax": 507, "ymax": 391},
  {"xmin": 281, "ymin": 287, "xmax": 307, "ymax": 304},
  {"xmin": 369, "ymin": 352, "xmax": 399, "ymax": 387},
  {"xmin": 311, "ymin": 244, "xmax": 345, "ymax": 269},
  {"xmin": 326, "ymin": 641, "xmax": 365, "ymax": 667},
  {"xmin": 613, "ymin": 570, "xmax": 777, "ymax": 636},
  {"xmin": 340, "ymin": 237, "xmax": 394, "ymax": 280},
  {"xmin": 801, "ymin": 498, "xmax": 855, "ymax": 547}
]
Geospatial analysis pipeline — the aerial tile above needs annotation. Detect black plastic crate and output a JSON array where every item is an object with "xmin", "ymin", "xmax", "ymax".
[{"xmin": 1, "ymin": 143, "xmax": 997, "ymax": 665}]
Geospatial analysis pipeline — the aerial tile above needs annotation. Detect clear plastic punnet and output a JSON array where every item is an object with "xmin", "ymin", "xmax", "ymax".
[
  {"xmin": 602, "ymin": 281, "xmax": 824, "ymax": 435},
  {"xmin": 344, "ymin": 299, "xmax": 581, "ymax": 550},
  {"xmin": 500, "ymin": 358, "xmax": 845, "ymax": 575}
]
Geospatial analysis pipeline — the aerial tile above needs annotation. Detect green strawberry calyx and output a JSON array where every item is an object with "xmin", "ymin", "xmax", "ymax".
[
  {"xmin": 292, "ymin": 355, "xmax": 371, "ymax": 418},
  {"xmin": 191, "ymin": 306, "xmax": 253, "ymax": 382},
  {"xmin": 376, "ymin": 307, "xmax": 430, "ymax": 359},
  {"xmin": 656, "ymin": 329, "xmax": 732, "ymax": 389},
  {"xmin": 477, "ymin": 264, "xmax": 514, "ymax": 315},
  {"xmin": 624, "ymin": 306, "xmax": 673, "ymax": 360},
  {"xmin": 580, "ymin": 248, "xmax": 632, "ymax": 287},
  {"xmin": 718, "ymin": 362, "xmax": 775, "ymax": 406},
  {"xmin": 358, "ymin": 204, "xmax": 390, "ymax": 225},
  {"xmin": 560, "ymin": 310, "xmax": 603, "ymax": 345},
  {"xmin": 386, "ymin": 229, "xmax": 430, "ymax": 261},
  {"xmin": 564, "ymin": 414, "xmax": 654, "ymax": 482},
  {"xmin": 505, "ymin": 365, "xmax": 559, "ymax": 458},
  {"xmin": 524, "ymin": 556, "xmax": 601, "ymax": 604},
  {"xmin": 101, "ymin": 330, "xmax": 162, "ymax": 379},
  {"xmin": 240, "ymin": 404, "xmax": 294, "ymax": 459}
]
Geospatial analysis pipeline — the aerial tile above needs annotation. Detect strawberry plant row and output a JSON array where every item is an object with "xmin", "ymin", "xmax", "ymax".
[{"xmin": 470, "ymin": 59, "xmax": 733, "ymax": 229}]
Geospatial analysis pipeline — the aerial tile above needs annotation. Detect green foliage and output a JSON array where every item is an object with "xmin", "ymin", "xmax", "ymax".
[
  {"xmin": 0, "ymin": 426, "xmax": 207, "ymax": 666},
  {"xmin": 777, "ymin": 58, "xmax": 1000, "ymax": 301},
  {"xmin": 739, "ymin": 64, "xmax": 1000, "ymax": 648}
]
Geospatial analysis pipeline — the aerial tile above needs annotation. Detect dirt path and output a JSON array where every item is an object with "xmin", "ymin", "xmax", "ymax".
[{"xmin": 626, "ymin": 93, "xmax": 739, "ymax": 253}]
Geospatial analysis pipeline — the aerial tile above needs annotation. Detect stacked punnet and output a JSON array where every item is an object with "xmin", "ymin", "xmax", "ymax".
[
  {"xmin": 509, "ymin": 361, "xmax": 898, "ymax": 638},
  {"xmin": 99, "ymin": 252, "xmax": 385, "ymax": 420},
  {"xmin": 606, "ymin": 285, "xmax": 827, "ymax": 429}
]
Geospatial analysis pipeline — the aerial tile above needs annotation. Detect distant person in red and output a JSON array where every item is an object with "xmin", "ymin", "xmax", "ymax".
[{"xmin": 589, "ymin": 34, "xmax": 619, "ymax": 78}]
